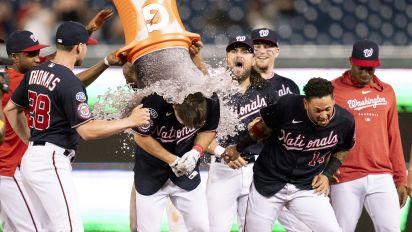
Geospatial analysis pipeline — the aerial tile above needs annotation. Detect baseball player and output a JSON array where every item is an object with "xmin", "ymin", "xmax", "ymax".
[
  {"xmin": 131, "ymin": 92, "xmax": 219, "ymax": 232},
  {"xmin": 0, "ymin": 10, "xmax": 124, "ymax": 231},
  {"xmin": 3, "ymin": 21, "xmax": 150, "ymax": 232},
  {"xmin": 206, "ymin": 35, "xmax": 277, "ymax": 232},
  {"xmin": 126, "ymin": 41, "xmax": 207, "ymax": 232},
  {"xmin": 223, "ymin": 78, "xmax": 355, "ymax": 231},
  {"xmin": 330, "ymin": 40, "xmax": 407, "ymax": 232},
  {"xmin": 0, "ymin": 31, "xmax": 49, "ymax": 232},
  {"xmin": 252, "ymin": 27, "xmax": 311, "ymax": 232},
  {"xmin": 251, "ymin": 28, "xmax": 300, "ymax": 97}
]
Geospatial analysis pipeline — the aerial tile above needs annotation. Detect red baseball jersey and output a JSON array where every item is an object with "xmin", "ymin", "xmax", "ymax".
[
  {"xmin": 332, "ymin": 71, "xmax": 407, "ymax": 187},
  {"xmin": 0, "ymin": 67, "xmax": 28, "ymax": 176}
]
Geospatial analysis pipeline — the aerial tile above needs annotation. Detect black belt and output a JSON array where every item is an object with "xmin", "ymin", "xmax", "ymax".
[
  {"xmin": 216, "ymin": 154, "xmax": 255, "ymax": 163},
  {"xmin": 32, "ymin": 141, "xmax": 74, "ymax": 161}
]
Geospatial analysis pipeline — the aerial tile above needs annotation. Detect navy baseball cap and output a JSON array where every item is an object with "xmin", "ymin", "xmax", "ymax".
[
  {"xmin": 226, "ymin": 35, "xmax": 254, "ymax": 53},
  {"xmin": 351, "ymin": 40, "xmax": 380, "ymax": 67},
  {"xmin": 252, "ymin": 28, "xmax": 279, "ymax": 47},
  {"xmin": 6, "ymin": 31, "xmax": 49, "ymax": 54},
  {"xmin": 56, "ymin": 21, "xmax": 97, "ymax": 46}
]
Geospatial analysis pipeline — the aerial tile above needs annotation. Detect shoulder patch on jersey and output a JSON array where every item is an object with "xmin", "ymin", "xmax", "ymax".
[
  {"xmin": 148, "ymin": 108, "xmax": 158, "ymax": 118},
  {"xmin": 137, "ymin": 120, "xmax": 153, "ymax": 133},
  {"xmin": 75, "ymin": 92, "xmax": 87, "ymax": 102},
  {"xmin": 77, "ymin": 102, "xmax": 91, "ymax": 119}
]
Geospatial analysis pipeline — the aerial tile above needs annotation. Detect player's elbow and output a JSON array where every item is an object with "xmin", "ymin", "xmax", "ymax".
[{"xmin": 76, "ymin": 125, "xmax": 98, "ymax": 141}]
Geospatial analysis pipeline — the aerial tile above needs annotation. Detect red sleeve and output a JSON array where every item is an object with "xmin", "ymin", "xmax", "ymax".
[{"xmin": 387, "ymin": 87, "xmax": 407, "ymax": 187}]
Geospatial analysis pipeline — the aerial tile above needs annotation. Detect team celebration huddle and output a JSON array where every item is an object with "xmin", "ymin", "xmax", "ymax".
[{"xmin": 0, "ymin": 1, "xmax": 411, "ymax": 232}]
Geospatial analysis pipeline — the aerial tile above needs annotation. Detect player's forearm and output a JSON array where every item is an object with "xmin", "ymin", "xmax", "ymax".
[
  {"xmin": 76, "ymin": 118, "xmax": 135, "ymax": 140},
  {"xmin": 133, "ymin": 134, "xmax": 177, "ymax": 164},
  {"xmin": 332, "ymin": 150, "xmax": 349, "ymax": 162},
  {"xmin": 191, "ymin": 54, "xmax": 209, "ymax": 76},
  {"xmin": 195, "ymin": 131, "xmax": 216, "ymax": 152},
  {"xmin": 76, "ymin": 60, "xmax": 108, "ymax": 87},
  {"xmin": 4, "ymin": 103, "xmax": 29, "ymax": 144},
  {"xmin": 322, "ymin": 150, "xmax": 348, "ymax": 180}
]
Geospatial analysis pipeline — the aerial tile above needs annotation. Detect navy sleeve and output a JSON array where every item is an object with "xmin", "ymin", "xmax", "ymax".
[
  {"xmin": 200, "ymin": 94, "xmax": 220, "ymax": 132},
  {"xmin": 131, "ymin": 94, "xmax": 164, "ymax": 135},
  {"xmin": 290, "ymin": 81, "xmax": 300, "ymax": 95},
  {"xmin": 61, "ymin": 84, "xmax": 93, "ymax": 128},
  {"xmin": 10, "ymin": 75, "xmax": 28, "ymax": 108},
  {"xmin": 338, "ymin": 119, "xmax": 356, "ymax": 151},
  {"xmin": 260, "ymin": 102, "xmax": 280, "ymax": 130}
]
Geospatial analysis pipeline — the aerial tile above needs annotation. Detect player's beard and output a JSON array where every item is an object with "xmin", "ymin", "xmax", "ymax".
[
  {"xmin": 254, "ymin": 62, "xmax": 269, "ymax": 74},
  {"xmin": 230, "ymin": 67, "xmax": 251, "ymax": 83}
]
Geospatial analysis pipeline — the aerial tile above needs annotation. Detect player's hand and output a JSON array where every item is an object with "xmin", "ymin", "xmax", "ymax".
[
  {"xmin": 86, "ymin": 9, "xmax": 113, "ymax": 35},
  {"xmin": 331, "ymin": 170, "xmax": 341, "ymax": 184},
  {"xmin": 169, "ymin": 156, "xmax": 185, "ymax": 177},
  {"xmin": 106, "ymin": 50, "xmax": 127, "ymax": 67},
  {"xmin": 189, "ymin": 40, "xmax": 204, "ymax": 58},
  {"xmin": 227, "ymin": 156, "xmax": 247, "ymax": 169},
  {"xmin": 222, "ymin": 145, "xmax": 241, "ymax": 163},
  {"xmin": 175, "ymin": 149, "xmax": 201, "ymax": 175},
  {"xmin": 0, "ymin": 71, "xmax": 9, "ymax": 93},
  {"xmin": 128, "ymin": 104, "xmax": 150, "ymax": 127},
  {"xmin": 312, "ymin": 174, "xmax": 329, "ymax": 196},
  {"xmin": 397, "ymin": 185, "xmax": 408, "ymax": 208}
]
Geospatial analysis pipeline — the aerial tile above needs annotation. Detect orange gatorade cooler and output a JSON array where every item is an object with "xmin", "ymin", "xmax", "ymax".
[{"xmin": 113, "ymin": 0, "xmax": 201, "ymax": 63}]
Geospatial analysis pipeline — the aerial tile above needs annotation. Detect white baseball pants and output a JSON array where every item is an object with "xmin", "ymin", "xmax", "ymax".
[
  {"xmin": 0, "ymin": 169, "xmax": 41, "ymax": 231},
  {"xmin": 278, "ymin": 207, "xmax": 312, "ymax": 232},
  {"xmin": 134, "ymin": 179, "xmax": 209, "ymax": 232},
  {"xmin": 206, "ymin": 158, "xmax": 254, "ymax": 232},
  {"xmin": 244, "ymin": 182, "xmax": 342, "ymax": 232},
  {"xmin": 20, "ymin": 142, "xmax": 83, "ymax": 232},
  {"xmin": 330, "ymin": 174, "xmax": 401, "ymax": 232},
  {"xmin": 130, "ymin": 182, "xmax": 187, "ymax": 232}
]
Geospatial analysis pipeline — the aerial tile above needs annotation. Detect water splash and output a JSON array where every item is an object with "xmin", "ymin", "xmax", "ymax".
[{"xmin": 92, "ymin": 48, "xmax": 245, "ymax": 155}]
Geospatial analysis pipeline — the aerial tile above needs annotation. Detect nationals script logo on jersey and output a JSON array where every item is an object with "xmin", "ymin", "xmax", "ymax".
[
  {"xmin": 238, "ymin": 95, "xmax": 267, "ymax": 120},
  {"xmin": 347, "ymin": 95, "xmax": 387, "ymax": 111},
  {"xmin": 278, "ymin": 129, "xmax": 339, "ymax": 151},
  {"xmin": 156, "ymin": 126, "xmax": 199, "ymax": 144}
]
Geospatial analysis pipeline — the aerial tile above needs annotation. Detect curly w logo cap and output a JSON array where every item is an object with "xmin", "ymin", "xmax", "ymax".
[{"xmin": 351, "ymin": 40, "xmax": 380, "ymax": 67}]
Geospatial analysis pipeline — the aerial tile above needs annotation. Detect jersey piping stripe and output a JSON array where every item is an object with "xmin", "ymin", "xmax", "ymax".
[
  {"xmin": 71, "ymin": 118, "xmax": 94, "ymax": 128},
  {"xmin": 13, "ymin": 176, "xmax": 39, "ymax": 232},
  {"xmin": 52, "ymin": 152, "xmax": 73, "ymax": 231},
  {"xmin": 243, "ymin": 187, "xmax": 252, "ymax": 232}
]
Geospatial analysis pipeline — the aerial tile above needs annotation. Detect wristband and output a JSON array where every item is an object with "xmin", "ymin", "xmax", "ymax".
[
  {"xmin": 0, "ymin": 120, "xmax": 4, "ymax": 130},
  {"xmin": 213, "ymin": 145, "xmax": 225, "ymax": 158},
  {"xmin": 104, "ymin": 56, "xmax": 111, "ymax": 67},
  {"xmin": 193, "ymin": 144, "xmax": 204, "ymax": 157},
  {"xmin": 236, "ymin": 133, "xmax": 255, "ymax": 152},
  {"xmin": 322, "ymin": 156, "xmax": 343, "ymax": 181}
]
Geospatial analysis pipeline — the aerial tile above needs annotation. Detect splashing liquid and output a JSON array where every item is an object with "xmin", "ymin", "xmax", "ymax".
[{"xmin": 92, "ymin": 47, "xmax": 245, "ymax": 156}]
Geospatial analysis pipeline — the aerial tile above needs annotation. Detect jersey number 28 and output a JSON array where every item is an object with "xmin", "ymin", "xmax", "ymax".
[{"xmin": 28, "ymin": 90, "xmax": 51, "ymax": 130}]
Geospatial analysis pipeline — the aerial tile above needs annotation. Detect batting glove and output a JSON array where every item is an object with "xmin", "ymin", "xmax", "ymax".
[
  {"xmin": 176, "ymin": 146, "xmax": 202, "ymax": 174},
  {"xmin": 169, "ymin": 156, "xmax": 185, "ymax": 177}
]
